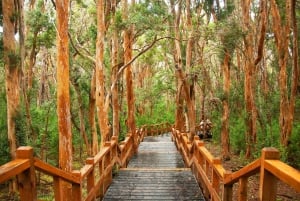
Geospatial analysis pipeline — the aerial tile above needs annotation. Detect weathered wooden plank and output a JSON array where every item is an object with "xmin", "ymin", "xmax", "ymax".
[
  {"xmin": 0, "ymin": 159, "xmax": 30, "ymax": 184},
  {"xmin": 34, "ymin": 158, "xmax": 80, "ymax": 184},
  {"xmin": 104, "ymin": 134, "xmax": 204, "ymax": 200},
  {"xmin": 264, "ymin": 160, "xmax": 300, "ymax": 193}
]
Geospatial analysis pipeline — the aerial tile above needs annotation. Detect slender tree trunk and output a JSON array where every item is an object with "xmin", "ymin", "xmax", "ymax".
[
  {"xmin": 242, "ymin": 0, "xmax": 257, "ymax": 158},
  {"xmin": 185, "ymin": 0, "xmax": 196, "ymax": 139},
  {"xmin": 111, "ymin": 0, "xmax": 120, "ymax": 138},
  {"xmin": 89, "ymin": 70, "xmax": 99, "ymax": 155},
  {"xmin": 123, "ymin": 0, "xmax": 136, "ymax": 140},
  {"xmin": 221, "ymin": 49, "xmax": 231, "ymax": 160},
  {"xmin": 96, "ymin": 0, "xmax": 110, "ymax": 148},
  {"xmin": 270, "ymin": 0, "xmax": 297, "ymax": 146},
  {"xmin": 56, "ymin": 0, "xmax": 73, "ymax": 199},
  {"xmin": 171, "ymin": 0, "xmax": 184, "ymax": 132},
  {"xmin": 171, "ymin": 0, "xmax": 195, "ymax": 140}
]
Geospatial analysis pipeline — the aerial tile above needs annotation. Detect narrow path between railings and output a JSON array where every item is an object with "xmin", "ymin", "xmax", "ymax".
[{"xmin": 103, "ymin": 133, "xmax": 204, "ymax": 201}]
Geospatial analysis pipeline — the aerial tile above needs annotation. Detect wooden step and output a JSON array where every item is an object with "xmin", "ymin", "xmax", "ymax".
[
  {"xmin": 103, "ymin": 170, "xmax": 204, "ymax": 201},
  {"xmin": 103, "ymin": 134, "xmax": 204, "ymax": 200}
]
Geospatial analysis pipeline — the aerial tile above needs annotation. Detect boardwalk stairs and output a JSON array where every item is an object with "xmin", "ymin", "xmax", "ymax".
[
  {"xmin": 104, "ymin": 133, "xmax": 204, "ymax": 200},
  {"xmin": 0, "ymin": 123, "xmax": 299, "ymax": 201}
]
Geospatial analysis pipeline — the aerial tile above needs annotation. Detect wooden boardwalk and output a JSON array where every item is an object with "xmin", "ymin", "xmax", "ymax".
[{"xmin": 103, "ymin": 133, "xmax": 204, "ymax": 201}]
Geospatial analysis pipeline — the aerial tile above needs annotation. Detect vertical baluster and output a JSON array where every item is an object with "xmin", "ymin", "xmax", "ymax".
[
  {"xmin": 238, "ymin": 177, "xmax": 248, "ymax": 201},
  {"xmin": 86, "ymin": 158, "xmax": 95, "ymax": 201},
  {"xmin": 223, "ymin": 171, "xmax": 233, "ymax": 201},
  {"xmin": 72, "ymin": 170, "xmax": 82, "ymax": 201},
  {"xmin": 212, "ymin": 158, "xmax": 221, "ymax": 200}
]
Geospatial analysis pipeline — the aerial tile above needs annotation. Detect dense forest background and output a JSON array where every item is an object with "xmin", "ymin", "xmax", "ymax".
[{"xmin": 1, "ymin": 0, "xmax": 300, "ymax": 171}]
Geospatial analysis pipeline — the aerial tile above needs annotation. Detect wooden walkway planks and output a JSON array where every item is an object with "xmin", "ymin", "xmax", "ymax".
[{"xmin": 103, "ymin": 133, "xmax": 204, "ymax": 201}]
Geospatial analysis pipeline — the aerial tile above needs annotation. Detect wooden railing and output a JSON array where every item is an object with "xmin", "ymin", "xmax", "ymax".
[
  {"xmin": 171, "ymin": 128, "xmax": 300, "ymax": 201},
  {"xmin": 0, "ymin": 124, "xmax": 171, "ymax": 201}
]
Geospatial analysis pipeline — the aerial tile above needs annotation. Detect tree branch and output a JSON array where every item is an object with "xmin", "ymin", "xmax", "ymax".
[{"xmin": 68, "ymin": 32, "xmax": 96, "ymax": 64}]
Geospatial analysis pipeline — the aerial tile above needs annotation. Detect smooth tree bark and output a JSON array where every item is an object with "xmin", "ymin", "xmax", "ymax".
[
  {"xmin": 221, "ymin": 49, "xmax": 231, "ymax": 160},
  {"xmin": 3, "ymin": 0, "xmax": 20, "ymax": 162},
  {"xmin": 270, "ymin": 0, "xmax": 298, "ymax": 146},
  {"xmin": 242, "ymin": 0, "xmax": 257, "ymax": 158},
  {"xmin": 123, "ymin": 0, "xmax": 136, "ymax": 141},
  {"xmin": 96, "ymin": 0, "xmax": 110, "ymax": 148},
  {"xmin": 171, "ymin": 0, "xmax": 196, "ymax": 141},
  {"xmin": 171, "ymin": 0, "xmax": 185, "ymax": 132},
  {"xmin": 89, "ymin": 70, "xmax": 99, "ymax": 155},
  {"xmin": 56, "ymin": 0, "xmax": 73, "ymax": 199},
  {"xmin": 185, "ymin": 0, "xmax": 196, "ymax": 138},
  {"xmin": 111, "ymin": 0, "xmax": 120, "ymax": 138}
]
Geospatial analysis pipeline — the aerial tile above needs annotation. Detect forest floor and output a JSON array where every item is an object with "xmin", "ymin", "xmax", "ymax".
[{"xmin": 205, "ymin": 140, "xmax": 300, "ymax": 201}]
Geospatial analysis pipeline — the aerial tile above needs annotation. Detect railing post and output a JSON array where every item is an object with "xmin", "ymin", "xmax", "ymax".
[
  {"xmin": 102, "ymin": 142, "xmax": 113, "ymax": 198},
  {"xmin": 212, "ymin": 158, "xmax": 221, "ymax": 200},
  {"xmin": 223, "ymin": 171, "xmax": 233, "ymax": 201},
  {"xmin": 72, "ymin": 170, "xmax": 82, "ymax": 201},
  {"xmin": 16, "ymin": 146, "xmax": 37, "ymax": 201},
  {"xmin": 86, "ymin": 158, "xmax": 95, "ymax": 201},
  {"xmin": 259, "ymin": 147, "xmax": 280, "ymax": 201},
  {"xmin": 238, "ymin": 177, "xmax": 248, "ymax": 201}
]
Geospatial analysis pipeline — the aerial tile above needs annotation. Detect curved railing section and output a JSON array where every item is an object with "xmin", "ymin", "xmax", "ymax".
[
  {"xmin": 171, "ymin": 128, "xmax": 300, "ymax": 201},
  {"xmin": 0, "ymin": 123, "xmax": 172, "ymax": 201}
]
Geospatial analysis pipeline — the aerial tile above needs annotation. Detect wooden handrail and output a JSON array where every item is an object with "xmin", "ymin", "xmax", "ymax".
[
  {"xmin": 34, "ymin": 158, "xmax": 81, "ymax": 184},
  {"xmin": 264, "ymin": 160, "xmax": 300, "ymax": 192},
  {"xmin": 0, "ymin": 123, "xmax": 172, "ymax": 201},
  {"xmin": 224, "ymin": 158, "xmax": 261, "ymax": 185},
  {"xmin": 172, "ymin": 128, "xmax": 300, "ymax": 201},
  {"xmin": 0, "ymin": 159, "xmax": 30, "ymax": 184}
]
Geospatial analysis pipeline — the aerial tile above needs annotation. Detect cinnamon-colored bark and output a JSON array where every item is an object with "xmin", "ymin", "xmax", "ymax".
[
  {"xmin": 56, "ymin": 0, "xmax": 73, "ymax": 198},
  {"xmin": 270, "ymin": 0, "xmax": 297, "ymax": 146},
  {"xmin": 221, "ymin": 50, "xmax": 231, "ymax": 160},
  {"xmin": 123, "ymin": 0, "xmax": 136, "ymax": 139},
  {"xmin": 111, "ymin": 0, "xmax": 120, "ymax": 138},
  {"xmin": 242, "ymin": 0, "xmax": 257, "ymax": 158},
  {"xmin": 96, "ymin": 0, "xmax": 110, "ymax": 148},
  {"xmin": 89, "ymin": 70, "xmax": 99, "ymax": 155}
]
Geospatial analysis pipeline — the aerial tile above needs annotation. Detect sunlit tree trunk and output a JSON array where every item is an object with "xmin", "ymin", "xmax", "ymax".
[
  {"xmin": 171, "ymin": 0, "xmax": 196, "ymax": 141},
  {"xmin": 221, "ymin": 49, "xmax": 231, "ymax": 160},
  {"xmin": 96, "ymin": 0, "xmax": 110, "ymax": 148},
  {"xmin": 111, "ymin": 0, "xmax": 120, "ymax": 138},
  {"xmin": 56, "ymin": 0, "xmax": 73, "ymax": 199},
  {"xmin": 89, "ymin": 70, "xmax": 99, "ymax": 155},
  {"xmin": 123, "ymin": 0, "xmax": 136, "ymax": 142},
  {"xmin": 270, "ymin": 0, "xmax": 298, "ymax": 146},
  {"xmin": 3, "ymin": 0, "xmax": 21, "ymax": 193},
  {"xmin": 171, "ymin": 0, "xmax": 185, "ymax": 132},
  {"xmin": 242, "ymin": 0, "xmax": 257, "ymax": 158},
  {"xmin": 185, "ymin": 0, "xmax": 196, "ymax": 139}
]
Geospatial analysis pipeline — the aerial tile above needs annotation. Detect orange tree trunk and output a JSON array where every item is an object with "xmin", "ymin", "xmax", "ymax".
[
  {"xmin": 111, "ymin": 0, "xmax": 120, "ymax": 138},
  {"xmin": 3, "ymin": 0, "xmax": 20, "ymax": 163},
  {"xmin": 89, "ymin": 70, "xmax": 99, "ymax": 155},
  {"xmin": 56, "ymin": 0, "xmax": 73, "ymax": 198},
  {"xmin": 96, "ymin": 0, "xmax": 110, "ymax": 148},
  {"xmin": 123, "ymin": 0, "xmax": 136, "ymax": 141},
  {"xmin": 270, "ymin": 0, "xmax": 297, "ymax": 146},
  {"xmin": 171, "ymin": 0, "xmax": 196, "ymax": 141},
  {"xmin": 221, "ymin": 50, "xmax": 231, "ymax": 160},
  {"xmin": 242, "ymin": 0, "xmax": 257, "ymax": 158}
]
